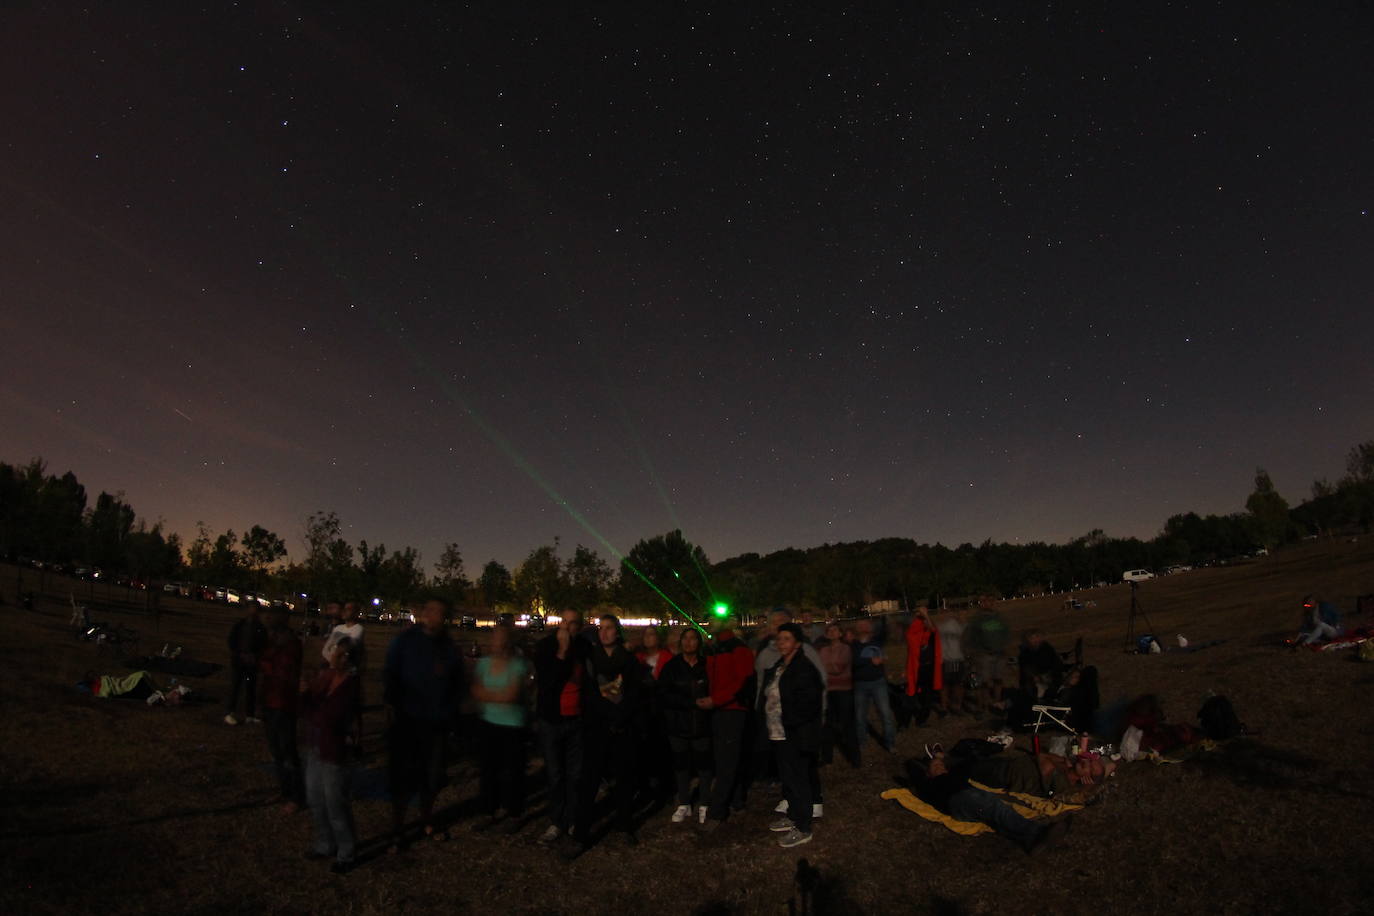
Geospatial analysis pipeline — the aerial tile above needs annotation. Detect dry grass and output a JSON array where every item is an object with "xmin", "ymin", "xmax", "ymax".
[{"xmin": 3, "ymin": 540, "xmax": 1374, "ymax": 915}]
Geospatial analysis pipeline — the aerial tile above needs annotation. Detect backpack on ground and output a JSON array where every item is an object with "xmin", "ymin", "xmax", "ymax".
[{"xmin": 1197, "ymin": 694, "xmax": 1244, "ymax": 740}]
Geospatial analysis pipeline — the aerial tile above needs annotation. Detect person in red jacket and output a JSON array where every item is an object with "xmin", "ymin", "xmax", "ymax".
[
  {"xmin": 903, "ymin": 608, "xmax": 943, "ymax": 724},
  {"xmin": 700, "ymin": 618, "xmax": 755, "ymax": 827},
  {"xmin": 258, "ymin": 606, "xmax": 304, "ymax": 811}
]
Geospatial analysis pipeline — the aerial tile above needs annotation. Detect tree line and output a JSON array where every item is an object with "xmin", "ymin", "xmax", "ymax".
[{"xmin": 1, "ymin": 437, "xmax": 1370, "ymax": 618}]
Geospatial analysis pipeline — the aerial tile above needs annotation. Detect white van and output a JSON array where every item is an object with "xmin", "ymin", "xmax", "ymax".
[{"xmin": 1122, "ymin": 569, "xmax": 1155, "ymax": 582}]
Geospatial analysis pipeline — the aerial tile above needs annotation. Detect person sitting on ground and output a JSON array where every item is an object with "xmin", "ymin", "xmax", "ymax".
[
  {"xmin": 760, "ymin": 623, "xmax": 825, "ymax": 849},
  {"xmin": 1298, "ymin": 595, "xmax": 1342, "ymax": 644},
  {"xmin": 659, "ymin": 627, "xmax": 713, "ymax": 824},
  {"xmin": 912, "ymin": 750, "xmax": 1071, "ymax": 854},
  {"xmin": 1052, "ymin": 665, "xmax": 1100, "ymax": 733},
  {"xmin": 1120, "ymin": 694, "xmax": 1202, "ymax": 759},
  {"xmin": 301, "ymin": 635, "xmax": 362, "ymax": 874}
]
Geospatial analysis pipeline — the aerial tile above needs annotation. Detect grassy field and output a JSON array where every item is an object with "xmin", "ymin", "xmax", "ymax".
[{"xmin": 3, "ymin": 540, "xmax": 1374, "ymax": 915}]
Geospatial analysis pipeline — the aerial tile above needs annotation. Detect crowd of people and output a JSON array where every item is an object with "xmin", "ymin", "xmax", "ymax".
[{"xmin": 221, "ymin": 597, "xmax": 1099, "ymax": 872}]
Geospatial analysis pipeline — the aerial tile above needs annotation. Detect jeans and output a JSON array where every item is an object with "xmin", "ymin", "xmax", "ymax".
[
  {"xmin": 707, "ymin": 708, "xmax": 749, "ymax": 821},
  {"xmin": 854, "ymin": 679, "xmax": 895, "ymax": 750},
  {"xmin": 537, "ymin": 717, "xmax": 583, "ymax": 831},
  {"xmin": 1301, "ymin": 620, "xmax": 1339, "ymax": 644},
  {"xmin": 263, "ymin": 708, "xmax": 303, "ymax": 804},
  {"xmin": 947, "ymin": 786, "xmax": 1040, "ymax": 849},
  {"xmin": 305, "ymin": 751, "xmax": 356, "ymax": 863},
  {"xmin": 668, "ymin": 735, "xmax": 712, "ymax": 806},
  {"xmin": 479, "ymin": 720, "xmax": 527, "ymax": 817},
  {"xmin": 225, "ymin": 666, "xmax": 257, "ymax": 717},
  {"xmin": 774, "ymin": 737, "xmax": 817, "ymax": 832}
]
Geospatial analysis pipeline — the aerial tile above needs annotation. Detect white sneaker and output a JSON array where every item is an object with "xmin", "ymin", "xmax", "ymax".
[
  {"xmin": 671, "ymin": 805, "xmax": 691, "ymax": 823},
  {"xmin": 224, "ymin": 713, "xmax": 240, "ymax": 726},
  {"xmin": 778, "ymin": 827, "xmax": 813, "ymax": 848},
  {"xmin": 774, "ymin": 799, "xmax": 789, "ymax": 814},
  {"xmin": 538, "ymin": 825, "xmax": 561, "ymax": 845},
  {"xmin": 812, "ymin": 803, "xmax": 824, "ymax": 818},
  {"xmin": 698, "ymin": 805, "xmax": 708, "ymax": 824}
]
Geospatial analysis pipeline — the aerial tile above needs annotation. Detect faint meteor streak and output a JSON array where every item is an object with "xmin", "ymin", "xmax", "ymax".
[{"xmin": 173, "ymin": 408, "xmax": 193, "ymax": 422}]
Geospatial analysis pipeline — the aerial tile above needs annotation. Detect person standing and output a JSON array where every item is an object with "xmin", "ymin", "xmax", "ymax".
[
  {"xmin": 225, "ymin": 602, "xmax": 267, "ymax": 725},
  {"xmin": 700, "ymin": 617, "xmax": 755, "ymax": 829},
  {"xmin": 966, "ymin": 602, "xmax": 1011, "ymax": 711},
  {"xmin": 755, "ymin": 611, "xmax": 826, "ymax": 819},
  {"xmin": 258, "ymin": 606, "xmax": 304, "ymax": 810},
  {"xmin": 533, "ymin": 609, "xmax": 586, "ymax": 846},
  {"xmin": 383, "ymin": 597, "xmax": 464, "ymax": 849},
  {"xmin": 761, "ymin": 624, "xmax": 824, "ymax": 849},
  {"xmin": 567, "ymin": 614, "xmax": 643, "ymax": 856},
  {"xmin": 903, "ymin": 607, "xmax": 944, "ymax": 724},
  {"xmin": 301, "ymin": 636, "xmax": 362, "ymax": 874},
  {"xmin": 659, "ymin": 627, "xmax": 712, "ymax": 823},
  {"xmin": 635, "ymin": 626, "xmax": 672, "ymax": 679},
  {"xmin": 472, "ymin": 621, "xmax": 529, "ymax": 832},
  {"xmin": 935, "ymin": 607, "xmax": 968, "ymax": 716},
  {"xmin": 851, "ymin": 617, "xmax": 895, "ymax": 758},
  {"xmin": 818, "ymin": 622, "xmax": 857, "ymax": 767},
  {"xmin": 323, "ymin": 601, "xmax": 367, "ymax": 670}
]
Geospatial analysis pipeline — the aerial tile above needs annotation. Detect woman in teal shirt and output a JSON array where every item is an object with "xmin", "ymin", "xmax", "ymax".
[{"xmin": 472, "ymin": 622, "xmax": 530, "ymax": 831}]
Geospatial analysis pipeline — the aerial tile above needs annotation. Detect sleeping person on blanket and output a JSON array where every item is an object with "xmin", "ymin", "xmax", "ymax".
[{"xmin": 911, "ymin": 745, "xmax": 1072, "ymax": 854}]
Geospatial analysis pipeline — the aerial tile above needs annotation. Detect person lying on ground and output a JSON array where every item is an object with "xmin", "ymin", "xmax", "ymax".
[
  {"xmin": 928, "ymin": 739, "xmax": 1112, "ymax": 802},
  {"xmin": 911, "ymin": 753, "xmax": 1071, "ymax": 854}
]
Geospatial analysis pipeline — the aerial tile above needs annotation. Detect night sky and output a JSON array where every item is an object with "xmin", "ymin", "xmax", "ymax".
[{"xmin": 3, "ymin": 3, "xmax": 1372, "ymax": 571}]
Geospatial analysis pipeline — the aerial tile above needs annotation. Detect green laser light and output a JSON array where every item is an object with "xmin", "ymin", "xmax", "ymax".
[{"xmin": 713, "ymin": 602, "xmax": 729, "ymax": 618}]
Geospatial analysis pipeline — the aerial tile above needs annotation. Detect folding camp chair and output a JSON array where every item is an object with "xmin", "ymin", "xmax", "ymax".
[{"xmin": 1026, "ymin": 704, "xmax": 1075, "ymax": 734}]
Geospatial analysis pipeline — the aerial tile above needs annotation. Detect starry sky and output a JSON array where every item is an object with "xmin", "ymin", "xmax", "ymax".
[{"xmin": 3, "ymin": 3, "xmax": 1372, "ymax": 571}]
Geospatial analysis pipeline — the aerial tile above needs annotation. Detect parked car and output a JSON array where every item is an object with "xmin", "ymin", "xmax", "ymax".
[{"xmin": 1122, "ymin": 569, "xmax": 1155, "ymax": 582}]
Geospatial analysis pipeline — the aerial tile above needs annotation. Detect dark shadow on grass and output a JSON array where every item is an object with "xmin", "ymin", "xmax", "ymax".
[
  {"xmin": 1, "ymin": 795, "xmax": 278, "ymax": 839},
  {"xmin": 790, "ymin": 857, "xmax": 868, "ymax": 916},
  {"xmin": 1188, "ymin": 739, "xmax": 1374, "ymax": 799}
]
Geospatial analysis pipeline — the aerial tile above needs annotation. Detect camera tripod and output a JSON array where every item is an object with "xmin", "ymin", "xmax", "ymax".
[{"xmin": 1123, "ymin": 580, "xmax": 1158, "ymax": 653}]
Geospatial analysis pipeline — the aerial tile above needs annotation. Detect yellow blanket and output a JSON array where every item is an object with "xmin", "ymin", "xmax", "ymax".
[{"xmin": 880, "ymin": 781, "xmax": 1082, "ymax": 836}]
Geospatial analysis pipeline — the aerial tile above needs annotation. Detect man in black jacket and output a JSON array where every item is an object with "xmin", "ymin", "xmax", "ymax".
[
  {"xmin": 225, "ymin": 603, "xmax": 268, "ymax": 725},
  {"xmin": 566, "ymin": 613, "xmax": 643, "ymax": 857},
  {"xmin": 534, "ymin": 610, "xmax": 587, "ymax": 846}
]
